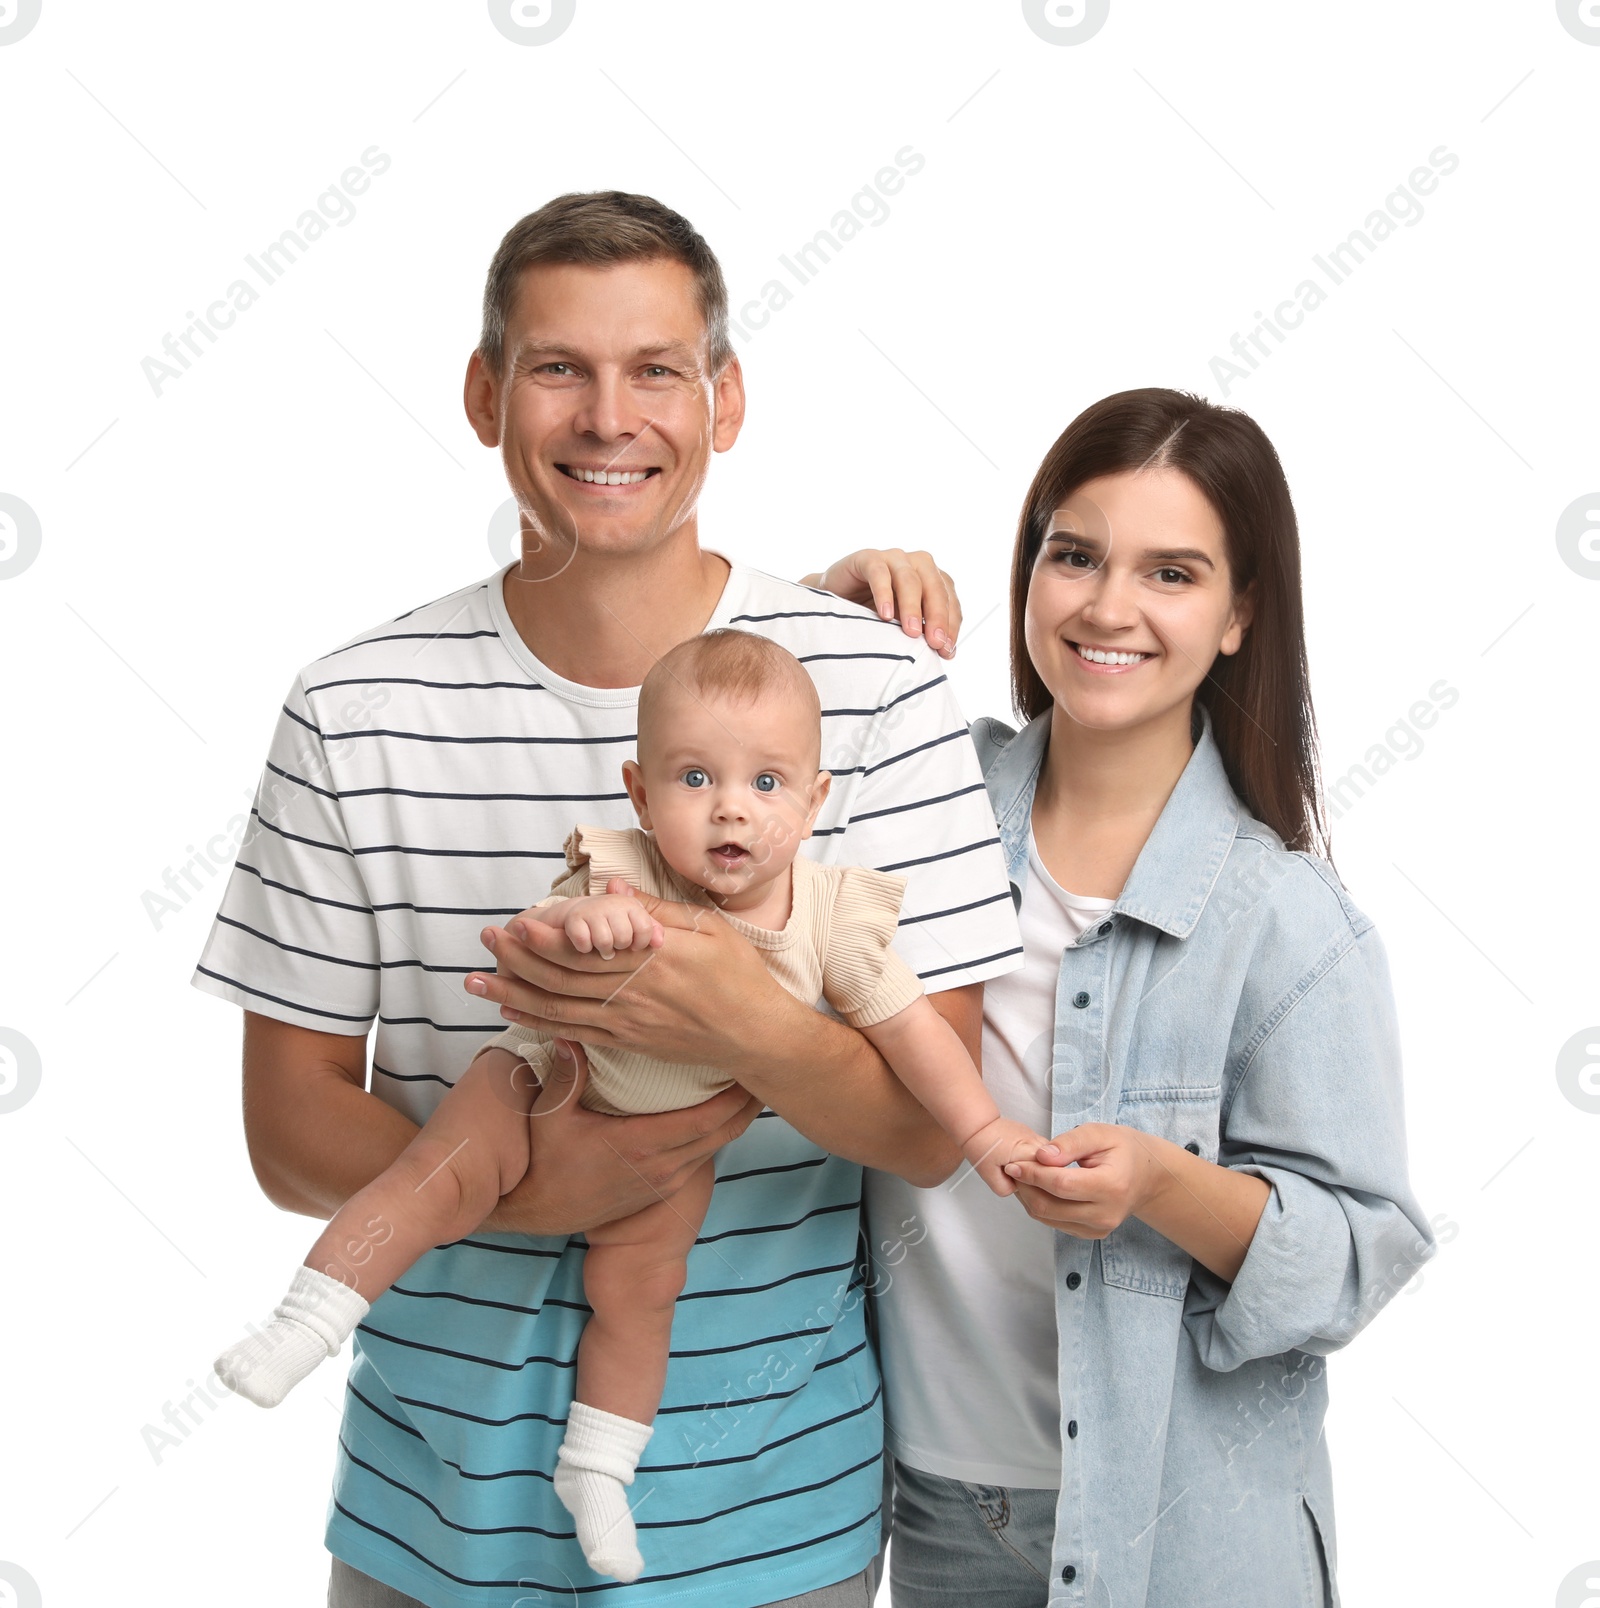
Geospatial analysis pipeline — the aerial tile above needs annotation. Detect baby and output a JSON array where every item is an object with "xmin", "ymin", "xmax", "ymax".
[{"xmin": 213, "ymin": 628, "xmax": 1046, "ymax": 1582}]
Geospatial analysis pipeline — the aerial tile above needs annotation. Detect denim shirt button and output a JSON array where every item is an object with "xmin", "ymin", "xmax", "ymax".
[
  {"xmin": 1098, "ymin": 921, "xmax": 1112, "ymax": 936},
  {"xmin": 1184, "ymin": 1141, "xmax": 1200, "ymax": 1154},
  {"xmin": 1072, "ymin": 991, "xmax": 1091, "ymax": 1009},
  {"xmin": 1065, "ymin": 1271, "xmax": 1082, "ymax": 1290},
  {"xmin": 1067, "ymin": 1419, "xmax": 1078, "ymax": 1438},
  {"xmin": 1061, "ymin": 1565, "xmax": 1077, "ymax": 1583}
]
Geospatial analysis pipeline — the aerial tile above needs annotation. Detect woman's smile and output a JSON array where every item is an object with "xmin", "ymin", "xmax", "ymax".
[{"xmin": 1066, "ymin": 639, "xmax": 1156, "ymax": 673}]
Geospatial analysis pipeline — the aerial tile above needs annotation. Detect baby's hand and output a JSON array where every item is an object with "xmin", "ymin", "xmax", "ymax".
[
  {"xmin": 960, "ymin": 1117, "xmax": 1051, "ymax": 1198},
  {"xmin": 553, "ymin": 892, "xmax": 664, "ymax": 959}
]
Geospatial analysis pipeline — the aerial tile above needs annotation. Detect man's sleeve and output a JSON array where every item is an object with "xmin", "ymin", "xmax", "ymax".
[
  {"xmin": 829, "ymin": 643, "xmax": 1022, "ymax": 994},
  {"xmin": 190, "ymin": 672, "xmax": 381, "ymax": 1034}
]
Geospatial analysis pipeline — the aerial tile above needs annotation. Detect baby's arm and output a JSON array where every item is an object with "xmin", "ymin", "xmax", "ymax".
[
  {"xmin": 303, "ymin": 1045, "xmax": 539, "ymax": 1300},
  {"xmin": 860, "ymin": 996, "xmax": 1047, "ymax": 1197}
]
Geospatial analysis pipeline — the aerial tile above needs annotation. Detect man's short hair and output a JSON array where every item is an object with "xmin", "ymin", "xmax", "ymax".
[
  {"xmin": 638, "ymin": 629, "xmax": 821, "ymax": 765},
  {"xmin": 479, "ymin": 190, "xmax": 733, "ymax": 378}
]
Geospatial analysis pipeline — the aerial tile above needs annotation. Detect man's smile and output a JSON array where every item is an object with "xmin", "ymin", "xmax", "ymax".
[{"xmin": 556, "ymin": 463, "xmax": 662, "ymax": 486}]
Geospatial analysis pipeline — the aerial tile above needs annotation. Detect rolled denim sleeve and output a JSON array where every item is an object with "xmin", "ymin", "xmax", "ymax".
[{"xmin": 1184, "ymin": 921, "xmax": 1435, "ymax": 1372}]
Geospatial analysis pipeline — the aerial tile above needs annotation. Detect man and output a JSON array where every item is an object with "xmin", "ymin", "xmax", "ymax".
[{"xmin": 193, "ymin": 191, "xmax": 1022, "ymax": 1607}]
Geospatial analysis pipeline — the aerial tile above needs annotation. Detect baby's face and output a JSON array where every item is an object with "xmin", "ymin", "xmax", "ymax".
[{"xmin": 622, "ymin": 684, "xmax": 830, "ymax": 903}]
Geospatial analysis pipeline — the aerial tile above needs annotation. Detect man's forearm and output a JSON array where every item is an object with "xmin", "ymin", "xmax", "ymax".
[
  {"xmin": 251, "ymin": 1073, "xmax": 420, "ymax": 1220},
  {"xmin": 732, "ymin": 996, "xmax": 959, "ymax": 1186}
]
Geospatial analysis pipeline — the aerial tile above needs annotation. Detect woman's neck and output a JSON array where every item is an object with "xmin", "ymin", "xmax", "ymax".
[{"xmin": 1030, "ymin": 700, "xmax": 1196, "ymax": 899}]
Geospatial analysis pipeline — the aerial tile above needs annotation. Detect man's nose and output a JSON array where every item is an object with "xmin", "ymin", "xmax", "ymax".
[{"xmin": 570, "ymin": 369, "xmax": 642, "ymax": 444}]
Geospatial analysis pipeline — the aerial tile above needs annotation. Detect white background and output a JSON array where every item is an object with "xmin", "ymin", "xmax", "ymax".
[{"xmin": 1, "ymin": 2, "xmax": 1597, "ymax": 1604}]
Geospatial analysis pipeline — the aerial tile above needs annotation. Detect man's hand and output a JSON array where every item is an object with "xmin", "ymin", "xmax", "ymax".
[
  {"xmin": 483, "ymin": 1039, "xmax": 762, "ymax": 1236},
  {"xmin": 466, "ymin": 879, "xmax": 796, "ymax": 1069},
  {"xmin": 800, "ymin": 549, "xmax": 963, "ymax": 658}
]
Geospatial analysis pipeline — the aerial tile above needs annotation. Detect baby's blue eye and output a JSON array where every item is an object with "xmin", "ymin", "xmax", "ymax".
[
  {"xmin": 754, "ymin": 773, "xmax": 779, "ymax": 793},
  {"xmin": 683, "ymin": 768, "xmax": 708, "ymax": 788}
]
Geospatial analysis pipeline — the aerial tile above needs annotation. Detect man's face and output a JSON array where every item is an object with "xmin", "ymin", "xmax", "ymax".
[{"xmin": 466, "ymin": 258, "xmax": 744, "ymax": 567}]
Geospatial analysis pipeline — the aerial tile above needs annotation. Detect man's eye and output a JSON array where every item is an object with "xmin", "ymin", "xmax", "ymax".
[
  {"xmin": 754, "ymin": 774, "xmax": 779, "ymax": 793},
  {"xmin": 682, "ymin": 768, "xmax": 708, "ymax": 787},
  {"xmin": 538, "ymin": 362, "xmax": 572, "ymax": 376},
  {"xmin": 643, "ymin": 365, "xmax": 671, "ymax": 378}
]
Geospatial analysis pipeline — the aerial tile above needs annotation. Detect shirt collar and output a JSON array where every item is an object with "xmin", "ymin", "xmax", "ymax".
[
  {"xmin": 987, "ymin": 703, "xmax": 1243, "ymax": 941},
  {"xmin": 1115, "ymin": 708, "xmax": 1243, "ymax": 939}
]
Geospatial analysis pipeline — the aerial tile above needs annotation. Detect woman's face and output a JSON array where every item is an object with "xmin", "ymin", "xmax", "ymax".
[{"xmin": 1024, "ymin": 467, "xmax": 1252, "ymax": 736}]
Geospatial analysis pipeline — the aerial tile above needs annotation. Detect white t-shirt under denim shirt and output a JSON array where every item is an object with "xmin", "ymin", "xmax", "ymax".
[{"xmin": 869, "ymin": 825, "xmax": 1112, "ymax": 1489}]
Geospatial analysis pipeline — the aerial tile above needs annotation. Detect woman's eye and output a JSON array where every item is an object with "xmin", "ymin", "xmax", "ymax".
[
  {"xmin": 1050, "ymin": 545, "xmax": 1095, "ymax": 570},
  {"xmin": 1154, "ymin": 567, "xmax": 1191, "ymax": 585},
  {"xmin": 754, "ymin": 773, "xmax": 779, "ymax": 793},
  {"xmin": 682, "ymin": 768, "xmax": 708, "ymax": 788}
]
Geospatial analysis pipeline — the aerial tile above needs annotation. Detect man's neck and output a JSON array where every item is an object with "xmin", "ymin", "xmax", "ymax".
[{"xmin": 501, "ymin": 528, "xmax": 732, "ymax": 689}]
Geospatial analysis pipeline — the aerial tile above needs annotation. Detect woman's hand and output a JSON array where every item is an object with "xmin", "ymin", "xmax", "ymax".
[
  {"xmin": 800, "ymin": 549, "xmax": 962, "ymax": 657},
  {"xmin": 1003, "ymin": 1122, "xmax": 1270, "ymax": 1283},
  {"xmin": 1001, "ymin": 1123, "xmax": 1172, "ymax": 1237}
]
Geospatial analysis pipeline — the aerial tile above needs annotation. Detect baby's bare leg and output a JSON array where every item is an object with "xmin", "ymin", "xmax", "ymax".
[
  {"xmin": 305, "ymin": 1046, "xmax": 538, "ymax": 1299},
  {"xmin": 215, "ymin": 1047, "xmax": 540, "ymax": 1406},
  {"xmin": 554, "ymin": 1160, "xmax": 716, "ymax": 1583},
  {"xmin": 579, "ymin": 1157, "xmax": 715, "ymax": 1420}
]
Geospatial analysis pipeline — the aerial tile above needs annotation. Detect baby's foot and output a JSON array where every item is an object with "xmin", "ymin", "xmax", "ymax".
[
  {"xmin": 553, "ymin": 1402, "xmax": 655, "ymax": 1582},
  {"xmin": 214, "ymin": 1265, "xmax": 369, "ymax": 1408}
]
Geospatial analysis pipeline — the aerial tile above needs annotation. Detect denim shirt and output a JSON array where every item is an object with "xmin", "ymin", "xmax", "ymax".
[{"xmin": 967, "ymin": 707, "xmax": 1434, "ymax": 1608}]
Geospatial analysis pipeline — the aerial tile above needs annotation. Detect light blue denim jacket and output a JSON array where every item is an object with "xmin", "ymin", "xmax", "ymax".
[{"xmin": 969, "ymin": 707, "xmax": 1434, "ymax": 1608}]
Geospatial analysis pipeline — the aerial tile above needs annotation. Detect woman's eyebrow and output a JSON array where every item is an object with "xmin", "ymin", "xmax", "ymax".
[{"xmin": 1141, "ymin": 547, "xmax": 1216, "ymax": 568}]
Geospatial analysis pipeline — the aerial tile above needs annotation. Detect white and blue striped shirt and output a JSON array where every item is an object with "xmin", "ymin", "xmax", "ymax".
[{"xmin": 192, "ymin": 556, "xmax": 1023, "ymax": 1606}]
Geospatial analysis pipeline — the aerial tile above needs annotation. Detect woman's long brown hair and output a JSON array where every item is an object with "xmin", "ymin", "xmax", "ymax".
[{"xmin": 1009, "ymin": 387, "xmax": 1327, "ymax": 856}]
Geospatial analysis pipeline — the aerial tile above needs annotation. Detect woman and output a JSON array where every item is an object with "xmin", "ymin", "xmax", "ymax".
[{"xmin": 816, "ymin": 388, "xmax": 1433, "ymax": 1606}]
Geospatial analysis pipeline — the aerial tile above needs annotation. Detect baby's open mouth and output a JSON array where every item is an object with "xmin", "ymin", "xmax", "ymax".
[
  {"xmin": 556, "ymin": 464, "xmax": 661, "ymax": 485},
  {"xmin": 709, "ymin": 843, "xmax": 750, "ymax": 868}
]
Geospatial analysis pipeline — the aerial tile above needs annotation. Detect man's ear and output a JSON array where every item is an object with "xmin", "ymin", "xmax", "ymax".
[
  {"xmin": 1220, "ymin": 581, "xmax": 1256, "ymax": 657},
  {"xmin": 464, "ymin": 349, "xmax": 502, "ymax": 449},
  {"xmin": 800, "ymin": 769, "xmax": 832, "ymax": 839},
  {"xmin": 711, "ymin": 355, "xmax": 746, "ymax": 453},
  {"xmin": 622, "ymin": 759, "xmax": 652, "ymax": 829}
]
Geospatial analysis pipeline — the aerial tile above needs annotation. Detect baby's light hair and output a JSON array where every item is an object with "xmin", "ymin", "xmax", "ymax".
[{"xmin": 637, "ymin": 629, "xmax": 821, "ymax": 764}]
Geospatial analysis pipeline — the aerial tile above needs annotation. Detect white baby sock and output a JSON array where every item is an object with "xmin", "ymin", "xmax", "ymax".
[
  {"xmin": 553, "ymin": 1401, "xmax": 655, "ymax": 1583},
  {"xmin": 214, "ymin": 1264, "xmax": 370, "ymax": 1408}
]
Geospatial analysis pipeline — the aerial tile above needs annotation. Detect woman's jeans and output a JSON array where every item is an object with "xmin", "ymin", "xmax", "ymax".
[{"xmin": 889, "ymin": 1458, "xmax": 1058, "ymax": 1607}]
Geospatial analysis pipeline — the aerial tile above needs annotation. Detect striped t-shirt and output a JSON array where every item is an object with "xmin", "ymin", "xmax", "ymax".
[{"xmin": 191, "ymin": 554, "xmax": 1023, "ymax": 1608}]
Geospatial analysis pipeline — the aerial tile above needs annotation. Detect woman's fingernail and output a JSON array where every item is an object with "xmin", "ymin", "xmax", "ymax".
[
  {"xmin": 1004, "ymin": 1163, "xmax": 1021, "ymax": 1177},
  {"xmin": 555, "ymin": 1041, "xmax": 572, "ymax": 1061},
  {"xmin": 509, "ymin": 921, "xmax": 527, "ymax": 941},
  {"xmin": 466, "ymin": 976, "xmax": 488, "ymax": 996},
  {"xmin": 480, "ymin": 928, "xmax": 495, "ymax": 949}
]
